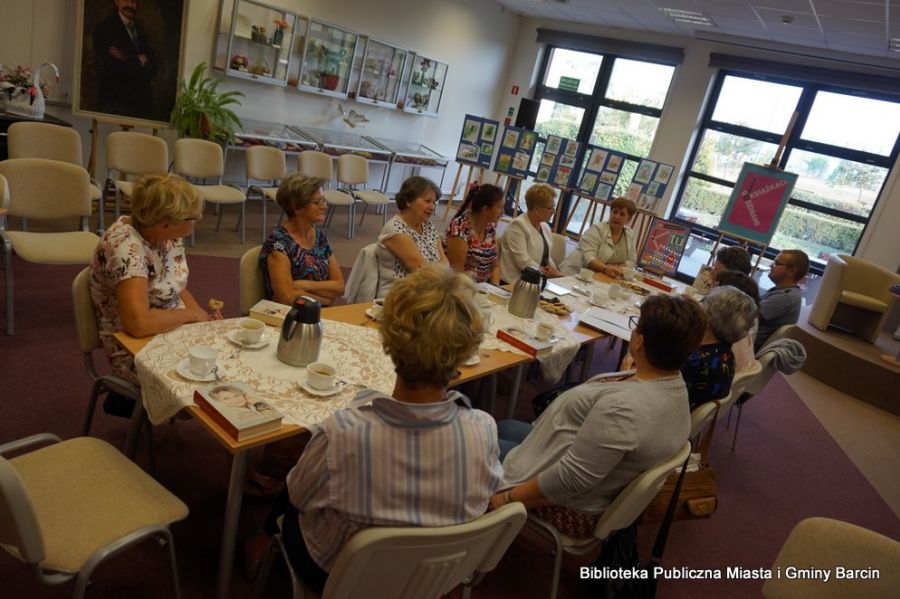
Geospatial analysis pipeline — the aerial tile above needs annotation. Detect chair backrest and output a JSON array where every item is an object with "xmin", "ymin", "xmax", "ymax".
[
  {"xmin": 690, "ymin": 398, "xmax": 723, "ymax": 441},
  {"xmin": 744, "ymin": 349, "xmax": 780, "ymax": 396},
  {"xmin": 240, "ymin": 246, "xmax": 266, "ymax": 316},
  {"xmin": 246, "ymin": 146, "xmax": 286, "ymax": 182},
  {"xmin": 337, "ymin": 154, "xmax": 369, "ymax": 186},
  {"xmin": 840, "ymin": 254, "xmax": 899, "ymax": 302},
  {"xmin": 0, "ymin": 454, "xmax": 45, "ymax": 565},
  {"xmin": 550, "ymin": 233, "xmax": 568, "ymax": 266},
  {"xmin": 298, "ymin": 150, "xmax": 334, "ymax": 180},
  {"xmin": 8, "ymin": 122, "xmax": 83, "ymax": 166},
  {"xmin": 0, "ymin": 158, "xmax": 91, "ymax": 220},
  {"xmin": 72, "ymin": 267, "xmax": 101, "ymax": 354},
  {"xmin": 0, "ymin": 173, "xmax": 8, "ymax": 211},
  {"xmin": 762, "ymin": 517, "xmax": 900, "ymax": 599},
  {"xmin": 322, "ymin": 502, "xmax": 526, "ymax": 599},
  {"xmin": 594, "ymin": 441, "xmax": 691, "ymax": 540},
  {"xmin": 174, "ymin": 138, "xmax": 224, "ymax": 179},
  {"xmin": 107, "ymin": 131, "xmax": 169, "ymax": 178},
  {"xmin": 343, "ymin": 243, "xmax": 381, "ymax": 303},
  {"xmin": 728, "ymin": 360, "xmax": 763, "ymax": 402}
]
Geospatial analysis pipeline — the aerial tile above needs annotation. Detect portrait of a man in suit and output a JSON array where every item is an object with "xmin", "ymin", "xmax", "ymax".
[{"xmin": 76, "ymin": 0, "xmax": 185, "ymax": 126}]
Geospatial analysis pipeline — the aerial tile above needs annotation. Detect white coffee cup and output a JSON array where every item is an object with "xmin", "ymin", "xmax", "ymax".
[
  {"xmin": 188, "ymin": 346, "xmax": 218, "ymax": 376},
  {"xmin": 578, "ymin": 268, "xmax": 594, "ymax": 283},
  {"xmin": 238, "ymin": 318, "xmax": 265, "ymax": 344},
  {"xmin": 535, "ymin": 322, "xmax": 555, "ymax": 341},
  {"xmin": 623, "ymin": 267, "xmax": 637, "ymax": 282},
  {"xmin": 476, "ymin": 290, "xmax": 493, "ymax": 309},
  {"xmin": 591, "ymin": 290, "xmax": 606, "ymax": 306},
  {"xmin": 307, "ymin": 361, "xmax": 336, "ymax": 390},
  {"xmin": 608, "ymin": 284, "xmax": 623, "ymax": 301},
  {"xmin": 370, "ymin": 298, "xmax": 385, "ymax": 320}
]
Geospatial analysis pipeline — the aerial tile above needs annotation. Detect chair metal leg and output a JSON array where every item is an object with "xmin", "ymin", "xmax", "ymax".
[
  {"xmin": 324, "ymin": 205, "xmax": 334, "ymax": 227},
  {"xmin": 261, "ymin": 197, "xmax": 268, "ymax": 243},
  {"xmin": 358, "ymin": 203, "xmax": 369, "ymax": 226},
  {"xmin": 240, "ymin": 203, "xmax": 246, "ymax": 244},
  {"xmin": 114, "ymin": 186, "xmax": 122, "ymax": 220},
  {"xmin": 731, "ymin": 403, "xmax": 744, "ymax": 452},
  {"xmin": 215, "ymin": 205, "xmax": 224, "ymax": 232},
  {"xmin": 347, "ymin": 204, "xmax": 355, "ymax": 239},
  {"xmin": 165, "ymin": 528, "xmax": 182, "ymax": 599},
  {"xmin": 81, "ymin": 380, "xmax": 104, "ymax": 435},
  {"xmin": 3, "ymin": 235, "xmax": 13, "ymax": 336}
]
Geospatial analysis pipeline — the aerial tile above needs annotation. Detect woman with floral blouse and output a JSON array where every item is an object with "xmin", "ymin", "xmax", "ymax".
[{"xmin": 443, "ymin": 183, "xmax": 503, "ymax": 284}]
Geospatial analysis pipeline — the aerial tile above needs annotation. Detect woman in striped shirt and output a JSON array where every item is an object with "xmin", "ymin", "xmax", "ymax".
[{"xmin": 443, "ymin": 183, "xmax": 504, "ymax": 284}]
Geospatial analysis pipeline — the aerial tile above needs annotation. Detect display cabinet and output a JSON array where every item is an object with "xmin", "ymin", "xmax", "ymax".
[
  {"xmin": 214, "ymin": 0, "xmax": 297, "ymax": 86},
  {"xmin": 296, "ymin": 19, "xmax": 360, "ymax": 98},
  {"xmin": 355, "ymin": 38, "xmax": 408, "ymax": 109},
  {"xmin": 402, "ymin": 53, "xmax": 448, "ymax": 117},
  {"xmin": 231, "ymin": 118, "xmax": 318, "ymax": 153},
  {"xmin": 295, "ymin": 127, "xmax": 392, "ymax": 188},
  {"xmin": 365, "ymin": 136, "xmax": 449, "ymax": 192}
]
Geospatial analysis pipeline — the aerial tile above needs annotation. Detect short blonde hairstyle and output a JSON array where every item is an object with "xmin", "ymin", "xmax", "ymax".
[
  {"xmin": 525, "ymin": 183, "xmax": 555, "ymax": 211},
  {"xmin": 380, "ymin": 265, "xmax": 485, "ymax": 388},
  {"xmin": 130, "ymin": 174, "xmax": 203, "ymax": 228},
  {"xmin": 276, "ymin": 172, "xmax": 327, "ymax": 217},
  {"xmin": 610, "ymin": 196, "xmax": 637, "ymax": 218}
]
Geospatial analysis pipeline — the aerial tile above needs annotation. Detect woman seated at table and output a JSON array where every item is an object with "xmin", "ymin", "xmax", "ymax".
[
  {"xmin": 714, "ymin": 270, "xmax": 761, "ymax": 373},
  {"xmin": 560, "ymin": 196, "xmax": 637, "ymax": 279},
  {"xmin": 498, "ymin": 183, "xmax": 562, "ymax": 284},
  {"xmin": 489, "ymin": 295, "xmax": 705, "ymax": 536},
  {"xmin": 682, "ymin": 285, "xmax": 757, "ymax": 408},
  {"xmin": 276, "ymin": 265, "xmax": 503, "ymax": 592},
  {"xmin": 376, "ymin": 176, "xmax": 448, "ymax": 296},
  {"xmin": 443, "ymin": 183, "xmax": 504, "ymax": 284},
  {"xmin": 90, "ymin": 173, "xmax": 217, "ymax": 388},
  {"xmin": 260, "ymin": 173, "xmax": 345, "ymax": 306}
]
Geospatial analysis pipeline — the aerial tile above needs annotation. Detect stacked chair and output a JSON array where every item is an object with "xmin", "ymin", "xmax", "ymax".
[
  {"xmin": 104, "ymin": 131, "xmax": 169, "ymax": 231},
  {"xmin": 245, "ymin": 145, "xmax": 287, "ymax": 243},
  {"xmin": 298, "ymin": 150, "xmax": 356, "ymax": 239},
  {"xmin": 335, "ymin": 154, "xmax": 390, "ymax": 231}
]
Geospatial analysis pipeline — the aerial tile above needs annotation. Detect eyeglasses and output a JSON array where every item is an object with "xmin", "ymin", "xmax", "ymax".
[
  {"xmin": 183, "ymin": 215, "xmax": 202, "ymax": 222},
  {"xmin": 772, "ymin": 260, "xmax": 790, "ymax": 268},
  {"xmin": 628, "ymin": 315, "xmax": 639, "ymax": 330}
]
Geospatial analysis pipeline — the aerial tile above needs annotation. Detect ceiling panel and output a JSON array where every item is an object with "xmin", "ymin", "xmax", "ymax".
[
  {"xmin": 754, "ymin": 0, "xmax": 817, "ymax": 13},
  {"xmin": 755, "ymin": 9, "xmax": 822, "ymax": 28},
  {"xmin": 813, "ymin": 1, "xmax": 888, "ymax": 21},
  {"xmin": 694, "ymin": 0, "xmax": 760, "ymax": 19},
  {"xmin": 820, "ymin": 16, "xmax": 887, "ymax": 35}
]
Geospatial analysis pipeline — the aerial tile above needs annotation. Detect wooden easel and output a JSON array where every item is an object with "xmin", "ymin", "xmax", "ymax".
[
  {"xmin": 561, "ymin": 193, "xmax": 611, "ymax": 236},
  {"xmin": 442, "ymin": 163, "xmax": 483, "ymax": 220},
  {"xmin": 707, "ymin": 231, "xmax": 768, "ymax": 275},
  {"xmin": 632, "ymin": 208, "xmax": 656, "ymax": 255}
]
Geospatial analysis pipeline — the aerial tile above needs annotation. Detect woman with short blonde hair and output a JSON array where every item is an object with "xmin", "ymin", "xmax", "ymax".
[
  {"xmin": 499, "ymin": 183, "xmax": 562, "ymax": 283},
  {"xmin": 561, "ymin": 195, "xmax": 638, "ymax": 278},
  {"xmin": 130, "ymin": 173, "xmax": 204, "ymax": 228},
  {"xmin": 261, "ymin": 172, "xmax": 345, "ymax": 306}
]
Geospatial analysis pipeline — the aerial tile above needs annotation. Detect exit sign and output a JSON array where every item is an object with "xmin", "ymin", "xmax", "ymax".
[{"xmin": 558, "ymin": 76, "xmax": 580, "ymax": 92}]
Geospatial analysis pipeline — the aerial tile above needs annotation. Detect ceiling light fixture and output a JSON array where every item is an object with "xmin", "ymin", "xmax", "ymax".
[{"xmin": 659, "ymin": 7, "xmax": 713, "ymax": 27}]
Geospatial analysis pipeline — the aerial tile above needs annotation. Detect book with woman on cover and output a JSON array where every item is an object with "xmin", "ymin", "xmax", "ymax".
[{"xmin": 193, "ymin": 381, "xmax": 283, "ymax": 441}]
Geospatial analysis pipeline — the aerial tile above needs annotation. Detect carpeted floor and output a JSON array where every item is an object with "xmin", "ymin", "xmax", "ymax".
[{"xmin": 1, "ymin": 255, "xmax": 898, "ymax": 598}]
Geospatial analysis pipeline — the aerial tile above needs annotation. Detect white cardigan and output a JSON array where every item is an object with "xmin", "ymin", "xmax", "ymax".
[
  {"xmin": 560, "ymin": 222, "xmax": 636, "ymax": 276},
  {"xmin": 499, "ymin": 213, "xmax": 555, "ymax": 283}
]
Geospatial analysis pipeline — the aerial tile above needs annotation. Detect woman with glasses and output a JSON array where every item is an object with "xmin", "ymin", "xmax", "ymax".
[
  {"xmin": 260, "ymin": 173, "xmax": 345, "ymax": 306},
  {"xmin": 560, "ymin": 196, "xmax": 637, "ymax": 279},
  {"xmin": 90, "ymin": 173, "xmax": 217, "ymax": 389},
  {"xmin": 498, "ymin": 183, "xmax": 562, "ymax": 284}
]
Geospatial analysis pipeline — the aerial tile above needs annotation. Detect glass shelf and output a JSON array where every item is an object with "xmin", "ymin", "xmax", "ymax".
[
  {"xmin": 355, "ymin": 38, "xmax": 407, "ymax": 109},
  {"xmin": 232, "ymin": 118, "xmax": 318, "ymax": 153},
  {"xmin": 294, "ymin": 127, "xmax": 392, "ymax": 162},
  {"xmin": 402, "ymin": 53, "xmax": 448, "ymax": 117},
  {"xmin": 214, "ymin": 0, "xmax": 297, "ymax": 87},
  {"xmin": 296, "ymin": 19, "xmax": 360, "ymax": 99}
]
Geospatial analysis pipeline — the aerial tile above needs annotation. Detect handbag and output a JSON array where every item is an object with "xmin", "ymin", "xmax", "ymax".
[{"xmin": 642, "ymin": 403, "xmax": 719, "ymax": 524}]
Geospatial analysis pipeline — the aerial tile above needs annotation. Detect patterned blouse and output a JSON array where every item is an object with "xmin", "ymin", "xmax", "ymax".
[
  {"xmin": 443, "ymin": 211, "xmax": 498, "ymax": 283},
  {"xmin": 376, "ymin": 215, "xmax": 441, "ymax": 295},
  {"xmin": 259, "ymin": 226, "xmax": 333, "ymax": 300},
  {"xmin": 90, "ymin": 217, "xmax": 189, "ymax": 384},
  {"xmin": 681, "ymin": 342, "xmax": 736, "ymax": 409}
]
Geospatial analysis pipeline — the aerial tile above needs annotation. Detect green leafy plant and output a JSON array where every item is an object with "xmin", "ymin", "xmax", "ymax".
[{"xmin": 170, "ymin": 63, "xmax": 244, "ymax": 143}]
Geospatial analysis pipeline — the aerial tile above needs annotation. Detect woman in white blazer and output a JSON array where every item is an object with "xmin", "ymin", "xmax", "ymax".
[
  {"xmin": 560, "ymin": 196, "xmax": 637, "ymax": 278},
  {"xmin": 499, "ymin": 183, "xmax": 562, "ymax": 283}
]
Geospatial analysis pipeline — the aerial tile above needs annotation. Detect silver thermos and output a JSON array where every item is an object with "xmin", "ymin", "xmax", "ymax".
[
  {"xmin": 276, "ymin": 296, "xmax": 323, "ymax": 367},
  {"xmin": 507, "ymin": 266, "xmax": 546, "ymax": 319}
]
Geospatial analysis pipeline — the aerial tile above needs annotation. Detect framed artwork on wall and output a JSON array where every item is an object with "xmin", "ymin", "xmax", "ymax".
[{"xmin": 73, "ymin": 0, "xmax": 188, "ymax": 127}]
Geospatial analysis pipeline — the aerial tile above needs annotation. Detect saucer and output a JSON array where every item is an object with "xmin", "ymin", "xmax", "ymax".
[
  {"xmin": 227, "ymin": 330, "xmax": 269, "ymax": 349},
  {"xmin": 577, "ymin": 274, "xmax": 594, "ymax": 284},
  {"xmin": 175, "ymin": 358, "xmax": 218, "ymax": 382},
  {"xmin": 298, "ymin": 378, "xmax": 342, "ymax": 397},
  {"xmin": 364, "ymin": 308, "xmax": 383, "ymax": 321},
  {"xmin": 463, "ymin": 354, "xmax": 481, "ymax": 366}
]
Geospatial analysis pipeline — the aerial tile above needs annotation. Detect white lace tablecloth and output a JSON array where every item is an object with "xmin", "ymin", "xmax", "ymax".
[{"xmin": 134, "ymin": 319, "xmax": 396, "ymax": 428}]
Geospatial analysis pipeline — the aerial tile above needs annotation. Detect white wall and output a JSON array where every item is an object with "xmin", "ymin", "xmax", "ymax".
[{"xmin": 496, "ymin": 17, "xmax": 900, "ymax": 272}]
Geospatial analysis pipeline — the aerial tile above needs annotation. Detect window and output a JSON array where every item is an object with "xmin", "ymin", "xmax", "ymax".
[
  {"xmin": 533, "ymin": 46, "xmax": 676, "ymax": 234},
  {"xmin": 671, "ymin": 72, "xmax": 900, "ymax": 271}
]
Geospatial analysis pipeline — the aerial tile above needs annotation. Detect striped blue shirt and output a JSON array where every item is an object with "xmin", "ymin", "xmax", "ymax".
[{"xmin": 286, "ymin": 389, "xmax": 504, "ymax": 570}]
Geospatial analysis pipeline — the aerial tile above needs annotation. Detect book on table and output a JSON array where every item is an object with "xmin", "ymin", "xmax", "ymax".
[
  {"xmin": 249, "ymin": 299, "xmax": 290, "ymax": 327},
  {"xmin": 496, "ymin": 327, "xmax": 554, "ymax": 357},
  {"xmin": 193, "ymin": 381, "xmax": 283, "ymax": 441}
]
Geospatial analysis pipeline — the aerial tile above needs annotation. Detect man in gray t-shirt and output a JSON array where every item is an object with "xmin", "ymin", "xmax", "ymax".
[{"xmin": 755, "ymin": 250, "xmax": 809, "ymax": 351}]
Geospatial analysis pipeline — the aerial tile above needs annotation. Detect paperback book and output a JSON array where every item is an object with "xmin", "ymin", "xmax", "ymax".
[{"xmin": 193, "ymin": 381, "xmax": 283, "ymax": 441}]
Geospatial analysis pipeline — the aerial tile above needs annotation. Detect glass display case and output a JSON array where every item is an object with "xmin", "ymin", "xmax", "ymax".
[
  {"xmin": 294, "ymin": 127, "xmax": 392, "ymax": 162},
  {"xmin": 296, "ymin": 19, "xmax": 360, "ymax": 98},
  {"xmin": 214, "ymin": 0, "xmax": 297, "ymax": 86},
  {"xmin": 365, "ymin": 136, "xmax": 447, "ymax": 167},
  {"xmin": 355, "ymin": 38, "xmax": 408, "ymax": 109},
  {"xmin": 402, "ymin": 53, "xmax": 448, "ymax": 117},
  {"xmin": 231, "ymin": 118, "xmax": 318, "ymax": 153}
]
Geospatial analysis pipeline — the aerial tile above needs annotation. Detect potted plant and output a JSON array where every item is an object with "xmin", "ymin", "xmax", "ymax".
[{"xmin": 170, "ymin": 62, "xmax": 244, "ymax": 143}]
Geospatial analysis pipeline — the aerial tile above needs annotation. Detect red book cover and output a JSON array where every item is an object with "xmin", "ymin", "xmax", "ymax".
[{"xmin": 496, "ymin": 328, "xmax": 553, "ymax": 357}]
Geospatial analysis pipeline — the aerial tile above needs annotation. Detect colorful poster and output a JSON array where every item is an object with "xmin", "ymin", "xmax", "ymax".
[
  {"xmin": 625, "ymin": 159, "xmax": 676, "ymax": 213},
  {"xmin": 718, "ymin": 163, "xmax": 798, "ymax": 244},
  {"xmin": 638, "ymin": 218, "xmax": 691, "ymax": 277},
  {"xmin": 456, "ymin": 114, "xmax": 499, "ymax": 168},
  {"xmin": 534, "ymin": 135, "xmax": 579, "ymax": 189},
  {"xmin": 493, "ymin": 125, "xmax": 537, "ymax": 179},
  {"xmin": 576, "ymin": 144, "xmax": 628, "ymax": 201}
]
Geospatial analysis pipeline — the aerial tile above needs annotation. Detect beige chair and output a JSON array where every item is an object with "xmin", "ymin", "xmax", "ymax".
[
  {"xmin": 727, "ymin": 347, "xmax": 784, "ymax": 452},
  {"xmin": 252, "ymin": 502, "xmax": 527, "ymax": 599},
  {"xmin": 0, "ymin": 433, "xmax": 188, "ymax": 599},
  {"xmin": 0, "ymin": 159, "xmax": 100, "ymax": 335},
  {"xmin": 808, "ymin": 254, "xmax": 900, "ymax": 343},
  {"xmin": 105, "ymin": 131, "xmax": 169, "ymax": 231},
  {"xmin": 71, "ymin": 268, "xmax": 152, "ymax": 463},
  {"xmin": 173, "ymin": 138, "xmax": 247, "ymax": 244},
  {"xmin": 762, "ymin": 517, "xmax": 900, "ymax": 598},
  {"xmin": 298, "ymin": 150, "xmax": 356, "ymax": 239},
  {"xmin": 690, "ymin": 397, "xmax": 724, "ymax": 442},
  {"xmin": 526, "ymin": 441, "xmax": 691, "ymax": 599},
  {"xmin": 550, "ymin": 233, "xmax": 568, "ymax": 267},
  {"xmin": 336, "ymin": 154, "xmax": 390, "ymax": 230},
  {"xmin": 240, "ymin": 245, "xmax": 266, "ymax": 316},
  {"xmin": 245, "ymin": 146, "xmax": 286, "ymax": 242},
  {"xmin": 7, "ymin": 122, "xmax": 103, "ymax": 217}
]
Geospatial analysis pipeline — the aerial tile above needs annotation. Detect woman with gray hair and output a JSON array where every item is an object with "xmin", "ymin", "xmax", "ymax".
[
  {"xmin": 260, "ymin": 173, "xmax": 345, "ymax": 306},
  {"xmin": 682, "ymin": 285, "xmax": 758, "ymax": 408}
]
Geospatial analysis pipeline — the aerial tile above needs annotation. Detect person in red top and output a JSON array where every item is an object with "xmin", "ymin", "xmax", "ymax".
[{"xmin": 443, "ymin": 183, "xmax": 504, "ymax": 284}]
